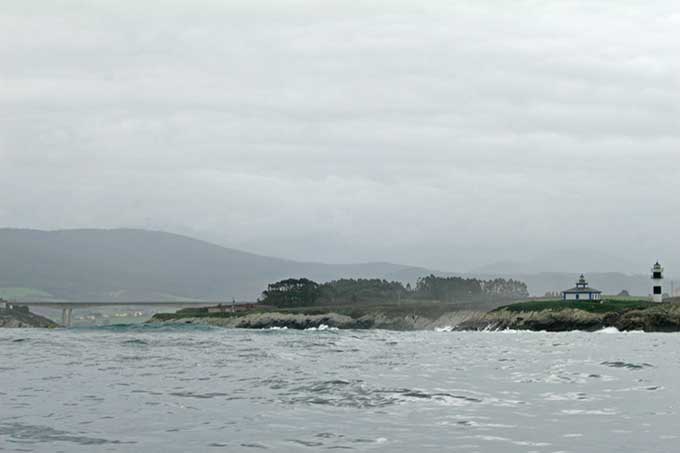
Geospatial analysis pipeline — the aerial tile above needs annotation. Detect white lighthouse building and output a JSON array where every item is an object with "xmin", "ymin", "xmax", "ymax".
[
  {"xmin": 652, "ymin": 261, "xmax": 664, "ymax": 303},
  {"xmin": 562, "ymin": 274, "xmax": 602, "ymax": 301}
]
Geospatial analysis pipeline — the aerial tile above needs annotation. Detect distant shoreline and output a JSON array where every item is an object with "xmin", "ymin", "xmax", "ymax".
[{"xmin": 6, "ymin": 298, "xmax": 680, "ymax": 332}]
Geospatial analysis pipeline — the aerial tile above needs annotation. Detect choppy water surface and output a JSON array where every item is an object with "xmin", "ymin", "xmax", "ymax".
[{"xmin": 1, "ymin": 326, "xmax": 679, "ymax": 452}]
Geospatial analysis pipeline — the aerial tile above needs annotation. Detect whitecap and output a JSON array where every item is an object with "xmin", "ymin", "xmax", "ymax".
[
  {"xmin": 596, "ymin": 326, "xmax": 648, "ymax": 334},
  {"xmin": 595, "ymin": 327, "xmax": 620, "ymax": 334},
  {"xmin": 305, "ymin": 324, "xmax": 338, "ymax": 331},
  {"xmin": 562, "ymin": 408, "xmax": 618, "ymax": 416}
]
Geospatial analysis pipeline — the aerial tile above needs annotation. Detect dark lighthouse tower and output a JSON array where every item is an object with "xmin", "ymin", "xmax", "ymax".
[{"xmin": 652, "ymin": 261, "xmax": 664, "ymax": 303}]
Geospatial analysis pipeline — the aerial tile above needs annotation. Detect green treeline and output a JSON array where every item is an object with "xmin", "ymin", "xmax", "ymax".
[
  {"xmin": 260, "ymin": 275, "xmax": 529, "ymax": 308},
  {"xmin": 260, "ymin": 278, "xmax": 322, "ymax": 308}
]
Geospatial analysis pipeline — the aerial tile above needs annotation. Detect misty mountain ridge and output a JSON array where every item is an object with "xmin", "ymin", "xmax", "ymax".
[
  {"xmin": 0, "ymin": 228, "xmax": 666, "ymax": 302},
  {"xmin": 0, "ymin": 228, "xmax": 435, "ymax": 302},
  {"xmin": 470, "ymin": 250, "xmax": 643, "ymax": 275}
]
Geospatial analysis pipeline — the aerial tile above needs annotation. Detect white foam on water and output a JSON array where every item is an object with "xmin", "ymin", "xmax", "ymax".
[
  {"xmin": 435, "ymin": 326, "xmax": 453, "ymax": 332},
  {"xmin": 561, "ymin": 408, "xmax": 618, "ymax": 416},
  {"xmin": 595, "ymin": 327, "xmax": 646, "ymax": 334},
  {"xmin": 305, "ymin": 324, "xmax": 338, "ymax": 331},
  {"xmin": 595, "ymin": 327, "xmax": 620, "ymax": 334}
]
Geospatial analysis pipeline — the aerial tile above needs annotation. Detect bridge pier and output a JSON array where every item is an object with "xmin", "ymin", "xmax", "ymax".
[
  {"xmin": 14, "ymin": 302, "xmax": 213, "ymax": 327},
  {"xmin": 62, "ymin": 308, "xmax": 73, "ymax": 328}
]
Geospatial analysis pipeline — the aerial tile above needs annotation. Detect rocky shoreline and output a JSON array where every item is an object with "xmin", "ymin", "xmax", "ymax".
[
  {"xmin": 149, "ymin": 303, "xmax": 680, "ymax": 332},
  {"xmin": 148, "ymin": 310, "xmax": 483, "ymax": 331},
  {"xmin": 7, "ymin": 302, "xmax": 680, "ymax": 332},
  {"xmin": 456, "ymin": 304, "xmax": 680, "ymax": 332},
  {"xmin": 0, "ymin": 306, "xmax": 59, "ymax": 328}
]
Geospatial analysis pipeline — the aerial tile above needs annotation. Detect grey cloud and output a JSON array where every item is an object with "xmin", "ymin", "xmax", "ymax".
[{"xmin": 1, "ymin": 0, "xmax": 679, "ymax": 273}]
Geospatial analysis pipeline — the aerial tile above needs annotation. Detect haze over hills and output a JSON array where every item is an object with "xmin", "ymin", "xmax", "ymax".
[
  {"xmin": 0, "ymin": 228, "xmax": 434, "ymax": 302},
  {"xmin": 0, "ymin": 228, "xmax": 668, "ymax": 302},
  {"xmin": 470, "ymin": 250, "xmax": 642, "ymax": 275}
]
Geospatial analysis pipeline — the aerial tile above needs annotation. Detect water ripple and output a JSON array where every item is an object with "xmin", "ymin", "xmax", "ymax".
[{"xmin": 2, "ymin": 328, "xmax": 680, "ymax": 452}]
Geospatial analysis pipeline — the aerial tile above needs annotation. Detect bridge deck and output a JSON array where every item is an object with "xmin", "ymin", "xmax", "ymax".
[{"xmin": 11, "ymin": 302, "xmax": 236, "ymax": 309}]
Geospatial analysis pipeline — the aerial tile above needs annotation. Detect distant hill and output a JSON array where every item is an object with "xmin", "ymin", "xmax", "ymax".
[{"xmin": 0, "ymin": 229, "xmax": 436, "ymax": 302}]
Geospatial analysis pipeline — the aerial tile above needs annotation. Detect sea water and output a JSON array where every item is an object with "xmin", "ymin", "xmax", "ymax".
[{"xmin": 1, "ymin": 326, "xmax": 679, "ymax": 452}]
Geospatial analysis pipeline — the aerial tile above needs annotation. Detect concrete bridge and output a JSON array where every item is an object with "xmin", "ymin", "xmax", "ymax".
[{"xmin": 9, "ymin": 301, "xmax": 216, "ymax": 327}]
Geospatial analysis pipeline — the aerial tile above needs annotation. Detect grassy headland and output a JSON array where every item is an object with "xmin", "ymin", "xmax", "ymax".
[
  {"xmin": 457, "ymin": 298, "xmax": 680, "ymax": 332},
  {"xmin": 494, "ymin": 298, "xmax": 654, "ymax": 314}
]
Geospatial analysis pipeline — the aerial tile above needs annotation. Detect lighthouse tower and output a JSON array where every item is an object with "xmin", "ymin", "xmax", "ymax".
[{"xmin": 652, "ymin": 261, "xmax": 664, "ymax": 303}]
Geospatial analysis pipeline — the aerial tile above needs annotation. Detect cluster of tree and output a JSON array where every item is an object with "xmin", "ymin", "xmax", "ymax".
[
  {"xmin": 481, "ymin": 278, "xmax": 529, "ymax": 299},
  {"xmin": 260, "ymin": 278, "xmax": 321, "ymax": 307},
  {"xmin": 260, "ymin": 275, "xmax": 529, "ymax": 307},
  {"xmin": 260, "ymin": 278, "xmax": 407, "ymax": 307},
  {"xmin": 319, "ymin": 278, "xmax": 409, "ymax": 305},
  {"xmin": 415, "ymin": 275, "xmax": 528, "ymax": 301}
]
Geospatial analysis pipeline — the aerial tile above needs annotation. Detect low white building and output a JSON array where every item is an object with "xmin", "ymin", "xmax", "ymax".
[{"xmin": 562, "ymin": 274, "xmax": 602, "ymax": 301}]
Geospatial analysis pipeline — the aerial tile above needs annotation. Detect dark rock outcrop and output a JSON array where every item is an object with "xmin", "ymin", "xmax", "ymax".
[
  {"xmin": 0, "ymin": 306, "xmax": 59, "ymax": 328},
  {"xmin": 148, "ymin": 310, "xmax": 483, "ymax": 331},
  {"xmin": 456, "ymin": 304, "xmax": 680, "ymax": 332}
]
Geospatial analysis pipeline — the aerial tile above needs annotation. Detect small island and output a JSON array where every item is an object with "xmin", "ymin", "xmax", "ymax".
[
  {"xmin": 150, "ymin": 296, "xmax": 680, "ymax": 332},
  {"xmin": 150, "ymin": 273, "xmax": 680, "ymax": 332},
  {"xmin": 149, "ymin": 275, "xmax": 529, "ymax": 330}
]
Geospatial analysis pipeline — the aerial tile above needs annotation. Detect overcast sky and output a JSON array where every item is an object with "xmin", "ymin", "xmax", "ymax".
[{"xmin": 1, "ymin": 1, "xmax": 679, "ymax": 273}]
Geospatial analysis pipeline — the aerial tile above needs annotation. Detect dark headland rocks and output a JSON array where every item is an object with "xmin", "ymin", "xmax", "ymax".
[{"xmin": 0, "ymin": 305, "xmax": 59, "ymax": 328}]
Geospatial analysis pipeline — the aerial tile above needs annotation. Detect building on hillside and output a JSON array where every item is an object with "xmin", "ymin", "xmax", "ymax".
[
  {"xmin": 0, "ymin": 300, "xmax": 28, "ymax": 312},
  {"xmin": 651, "ymin": 261, "xmax": 664, "ymax": 303},
  {"xmin": 562, "ymin": 274, "xmax": 602, "ymax": 301}
]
